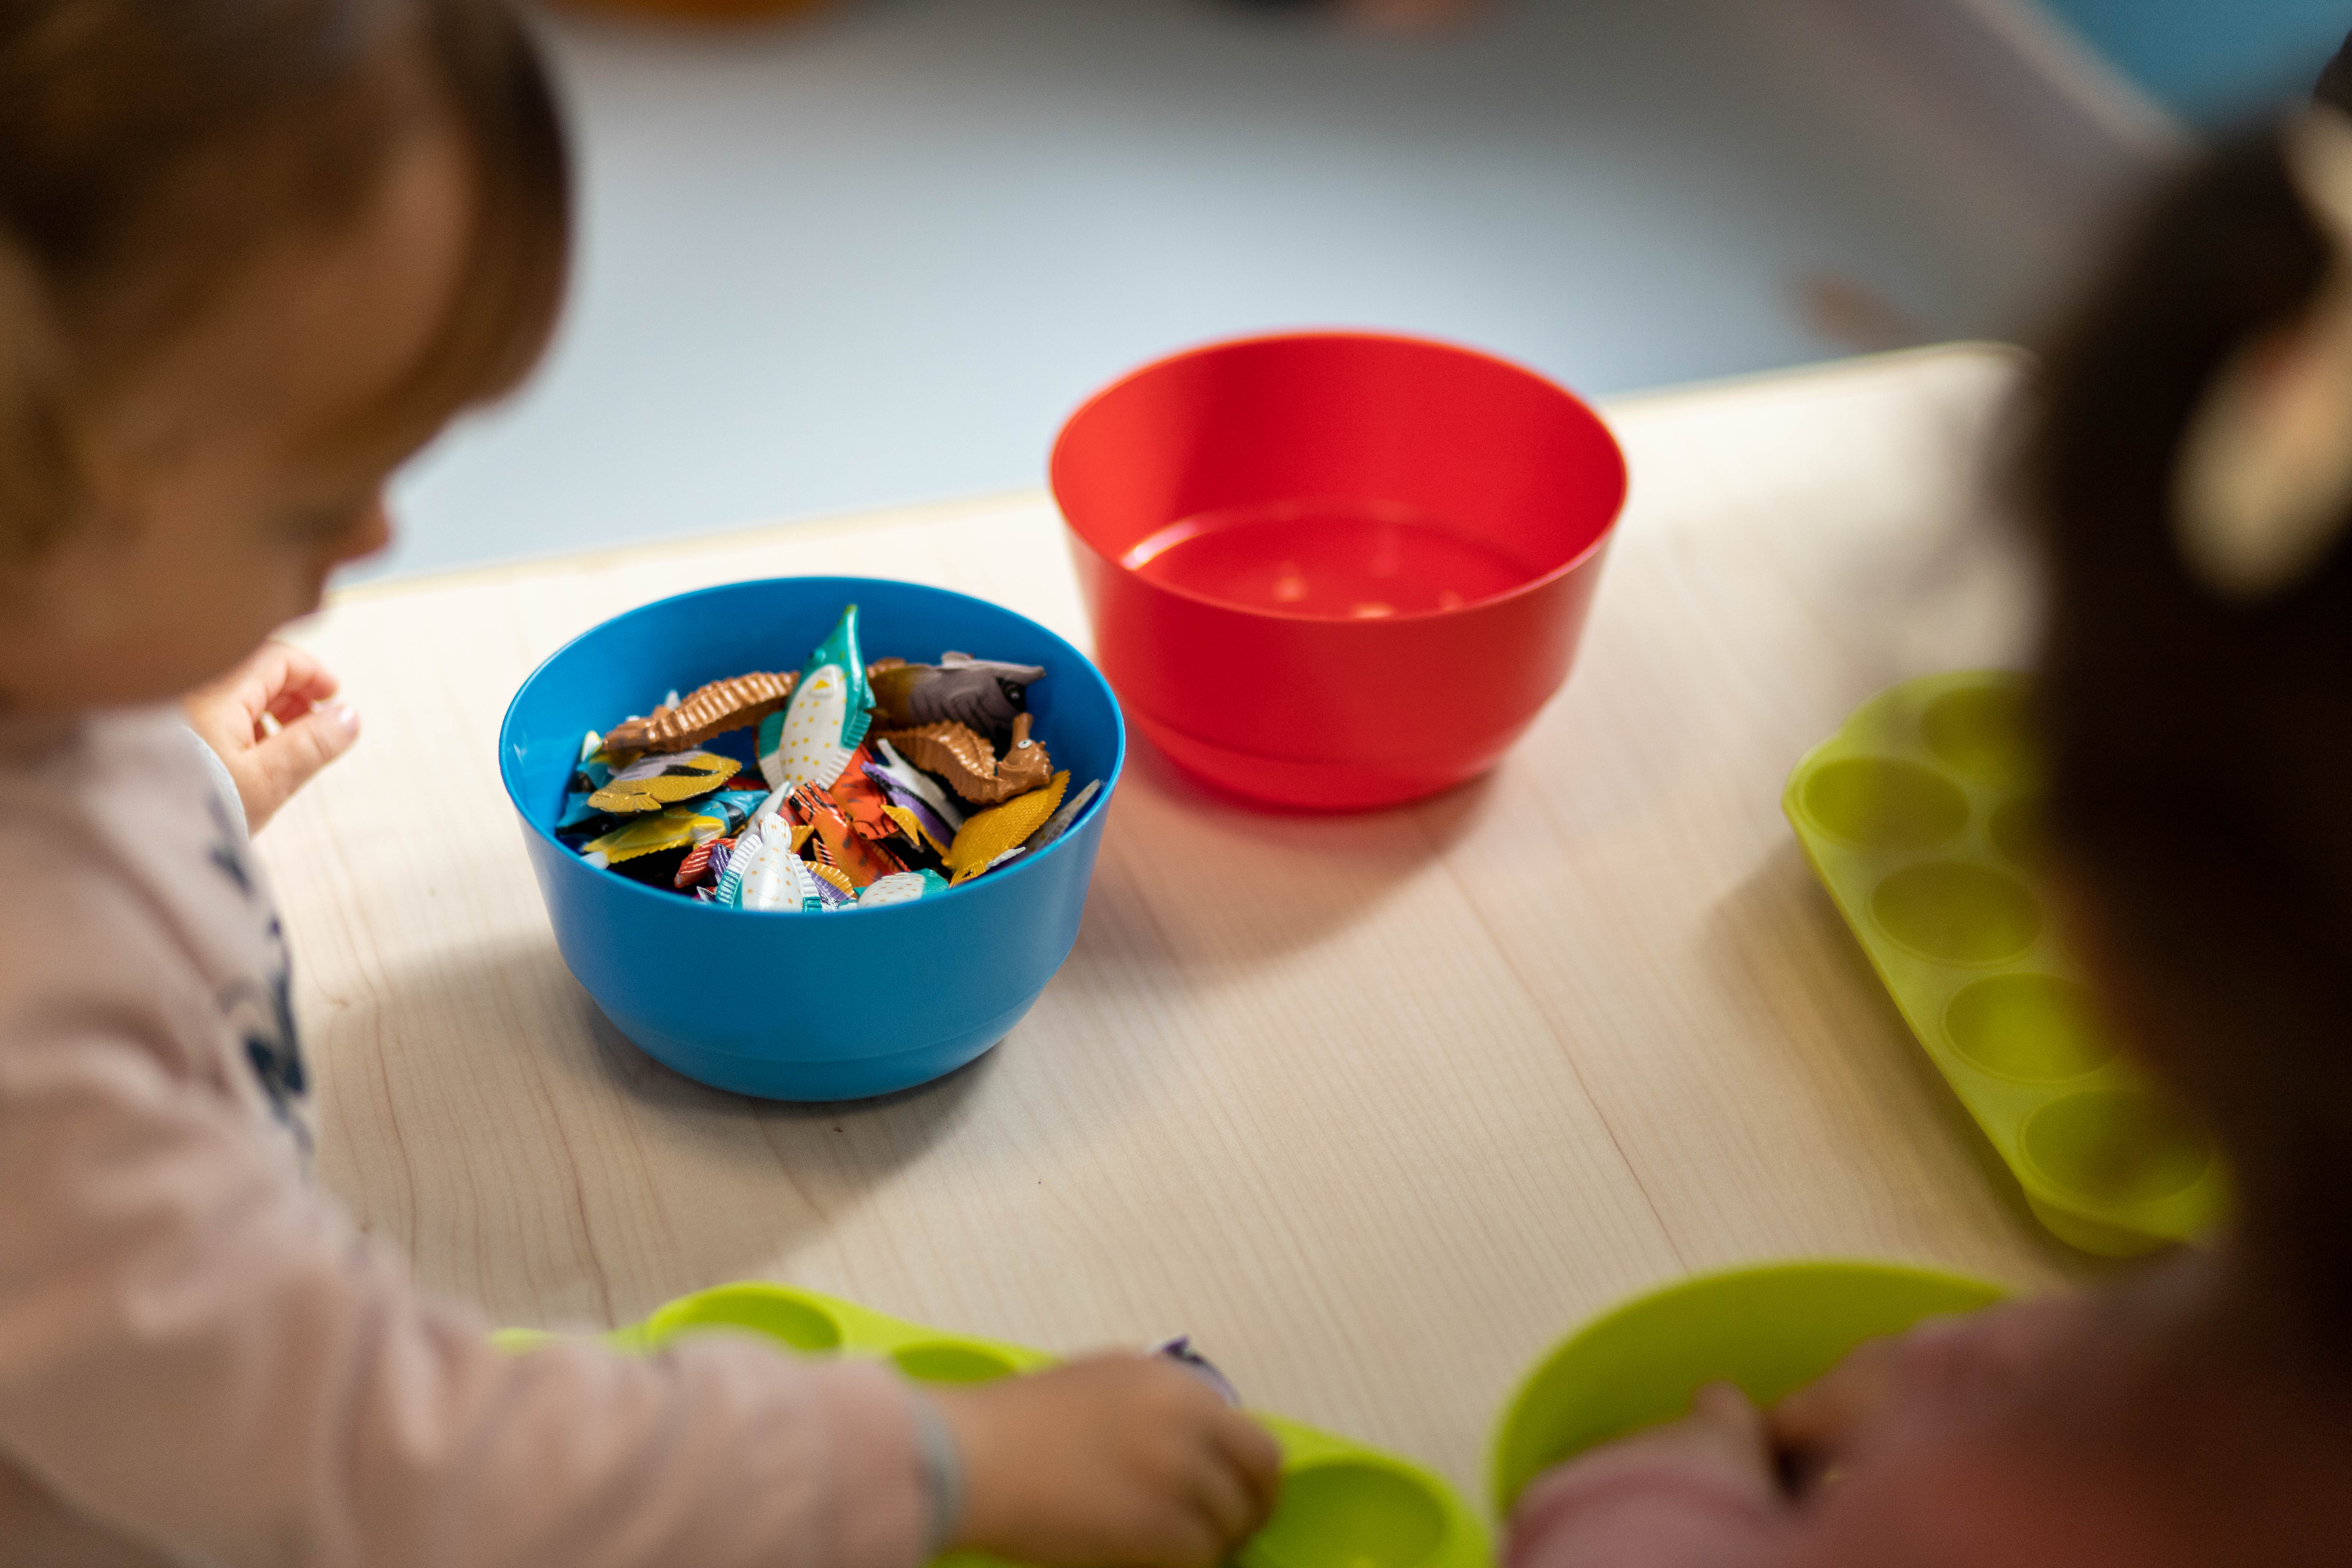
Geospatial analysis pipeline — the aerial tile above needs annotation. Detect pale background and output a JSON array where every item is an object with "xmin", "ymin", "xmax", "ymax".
[{"xmin": 372, "ymin": 0, "xmax": 2347, "ymax": 582}]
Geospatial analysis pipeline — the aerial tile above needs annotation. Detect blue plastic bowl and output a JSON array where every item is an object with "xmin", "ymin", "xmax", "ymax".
[{"xmin": 499, "ymin": 577, "xmax": 1125, "ymax": 1101}]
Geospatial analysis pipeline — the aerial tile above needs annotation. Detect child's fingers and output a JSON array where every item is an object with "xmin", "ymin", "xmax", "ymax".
[
  {"xmin": 1691, "ymin": 1381, "xmax": 1766, "ymax": 1439},
  {"xmin": 1211, "ymin": 1412, "xmax": 1284, "ymax": 1524},
  {"xmin": 1141, "ymin": 1511, "xmax": 1226, "ymax": 1568},
  {"xmin": 1768, "ymin": 1339, "xmax": 1895, "ymax": 1460},
  {"xmin": 1183, "ymin": 1448, "xmax": 1260, "ymax": 1551},
  {"xmin": 250, "ymin": 643, "xmax": 341, "ymax": 726},
  {"xmin": 265, "ymin": 684, "xmax": 331, "ymax": 728},
  {"xmin": 247, "ymin": 703, "xmax": 360, "ymax": 820},
  {"xmin": 201, "ymin": 641, "xmax": 335, "ymax": 730}
]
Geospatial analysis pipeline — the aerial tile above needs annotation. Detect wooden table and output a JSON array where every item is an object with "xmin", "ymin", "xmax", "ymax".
[{"xmin": 263, "ymin": 344, "xmax": 2107, "ymax": 1508}]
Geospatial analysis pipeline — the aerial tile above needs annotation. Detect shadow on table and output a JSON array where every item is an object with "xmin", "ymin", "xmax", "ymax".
[
  {"xmin": 1085, "ymin": 731, "xmax": 1505, "ymax": 975},
  {"xmin": 576, "ymin": 989, "xmax": 997, "ymax": 1273},
  {"xmin": 331, "ymin": 929, "xmax": 989, "ymax": 1327}
]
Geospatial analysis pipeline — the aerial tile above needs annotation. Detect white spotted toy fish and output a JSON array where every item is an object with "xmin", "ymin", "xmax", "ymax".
[{"xmin": 758, "ymin": 606, "xmax": 874, "ymax": 795}]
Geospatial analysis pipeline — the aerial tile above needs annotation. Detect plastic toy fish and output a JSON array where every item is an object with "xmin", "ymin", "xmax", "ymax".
[
  {"xmin": 556, "ymin": 731, "xmax": 619, "ymax": 831},
  {"xmin": 944, "ymin": 771, "xmax": 1068, "ymax": 884},
  {"xmin": 588, "ymin": 750, "xmax": 741, "ymax": 813},
  {"xmin": 713, "ymin": 815, "xmax": 777, "ymax": 908},
  {"xmin": 675, "ymin": 835, "xmax": 732, "ymax": 890},
  {"xmin": 868, "ymin": 652, "xmax": 1046, "ymax": 740},
  {"xmin": 563, "ymin": 608, "xmax": 1080, "ymax": 905},
  {"xmin": 1024, "ymin": 778, "xmax": 1102, "ymax": 856},
  {"xmin": 857, "ymin": 869, "xmax": 951, "ymax": 906},
  {"xmin": 805, "ymin": 862, "xmax": 858, "ymax": 907},
  {"xmin": 579, "ymin": 790, "xmax": 760, "ymax": 866},
  {"xmin": 791, "ymin": 782, "xmax": 905, "ymax": 889},
  {"xmin": 722, "ymin": 816, "xmax": 825, "ymax": 913},
  {"xmin": 758, "ymin": 606, "xmax": 873, "ymax": 794},
  {"xmin": 868, "ymin": 740, "xmax": 966, "ymax": 831},
  {"xmin": 878, "ymin": 801, "xmax": 949, "ymax": 859},
  {"xmin": 825, "ymin": 744, "xmax": 899, "ymax": 841}
]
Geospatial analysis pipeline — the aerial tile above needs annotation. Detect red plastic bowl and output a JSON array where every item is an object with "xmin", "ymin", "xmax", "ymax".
[{"xmin": 1050, "ymin": 331, "xmax": 1628, "ymax": 810}]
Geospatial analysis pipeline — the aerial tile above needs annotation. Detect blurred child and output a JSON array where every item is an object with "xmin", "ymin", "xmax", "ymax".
[
  {"xmin": 1504, "ymin": 90, "xmax": 2352, "ymax": 1568},
  {"xmin": 0, "ymin": 3, "xmax": 1277, "ymax": 1564}
]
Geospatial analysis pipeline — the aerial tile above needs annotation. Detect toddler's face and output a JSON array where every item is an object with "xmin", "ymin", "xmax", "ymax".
[{"xmin": 0, "ymin": 120, "xmax": 476, "ymax": 715}]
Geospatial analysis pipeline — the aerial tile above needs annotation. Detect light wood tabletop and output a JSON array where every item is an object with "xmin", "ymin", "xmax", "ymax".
[{"xmin": 261, "ymin": 342, "xmax": 2107, "ymax": 1508}]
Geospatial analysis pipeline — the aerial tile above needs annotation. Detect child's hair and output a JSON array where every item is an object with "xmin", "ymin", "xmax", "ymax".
[
  {"xmin": 0, "ymin": 0, "xmax": 568, "ymax": 560},
  {"xmin": 2022, "ymin": 124, "xmax": 2352, "ymax": 1349}
]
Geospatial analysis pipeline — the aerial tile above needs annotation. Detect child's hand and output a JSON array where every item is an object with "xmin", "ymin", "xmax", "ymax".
[
  {"xmin": 927, "ymin": 1353, "xmax": 1283, "ymax": 1568},
  {"xmin": 182, "ymin": 641, "xmax": 359, "ymax": 833},
  {"xmin": 1769, "ymin": 1338, "xmax": 1903, "ymax": 1493},
  {"xmin": 1770, "ymin": 1298, "xmax": 2079, "ymax": 1493},
  {"xmin": 1622, "ymin": 1381, "xmax": 1780, "ymax": 1488}
]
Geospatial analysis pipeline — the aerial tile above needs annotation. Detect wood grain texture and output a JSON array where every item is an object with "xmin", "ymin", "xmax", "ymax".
[{"xmin": 257, "ymin": 344, "xmax": 2108, "ymax": 1503}]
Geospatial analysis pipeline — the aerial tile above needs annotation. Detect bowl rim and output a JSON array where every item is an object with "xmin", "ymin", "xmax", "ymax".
[
  {"xmin": 1049, "ymin": 327, "xmax": 1629, "ymax": 627},
  {"xmin": 497, "ymin": 574, "xmax": 1127, "ymax": 918}
]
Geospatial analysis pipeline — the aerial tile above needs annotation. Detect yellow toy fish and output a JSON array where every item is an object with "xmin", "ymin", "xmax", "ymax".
[
  {"xmin": 944, "ymin": 772, "xmax": 1068, "ymax": 885},
  {"xmin": 587, "ymin": 750, "xmax": 740, "ymax": 814}
]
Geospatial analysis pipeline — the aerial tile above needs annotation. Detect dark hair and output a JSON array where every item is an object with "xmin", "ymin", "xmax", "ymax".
[
  {"xmin": 2022, "ymin": 124, "xmax": 2352, "ymax": 1349},
  {"xmin": 0, "ymin": 0, "xmax": 569, "ymax": 558}
]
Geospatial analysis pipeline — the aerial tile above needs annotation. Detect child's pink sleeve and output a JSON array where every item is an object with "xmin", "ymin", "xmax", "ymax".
[
  {"xmin": 1504, "ymin": 1432, "xmax": 1795, "ymax": 1568},
  {"xmin": 0, "ymin": 867, "xmax": 935, "ymax": 1568}
]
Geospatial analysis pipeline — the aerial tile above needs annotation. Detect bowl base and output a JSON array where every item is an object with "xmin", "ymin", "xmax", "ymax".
[
  {"xmin": 1135, "ymin": 712, "xmax": 1517, "ymax": 811},
  {"xmin": 609, "ymin": 996, "xmax": 1038, "ymax": 1101}
]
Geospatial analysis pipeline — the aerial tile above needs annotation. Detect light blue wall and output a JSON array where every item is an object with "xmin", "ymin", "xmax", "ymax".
[
  {"xmin": 372, "ymin": 0, "xmax": 2078, "ymax": 581},
  {"xmin": 2038, "ymin": 0, "xmax": 2349, "ymax": 123}
]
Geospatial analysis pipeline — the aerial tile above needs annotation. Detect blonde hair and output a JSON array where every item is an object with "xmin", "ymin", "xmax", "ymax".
[{"xmin": 0, "ymin": 0, "xmax": 570, "ymax": 560}]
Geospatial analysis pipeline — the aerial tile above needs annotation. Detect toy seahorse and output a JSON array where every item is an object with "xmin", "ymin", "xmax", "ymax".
[
  {"xmin": 877, "ymin": 712, "xmax": 1053, "ymax": 805},
  {"xmin": 603, "ymin": 670, "xmax": 797, "ymax": 754}
]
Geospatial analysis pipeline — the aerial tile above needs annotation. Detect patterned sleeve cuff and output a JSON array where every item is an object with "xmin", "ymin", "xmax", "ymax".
[{"xmin": 908, "ymin": 1392, "xmax": 966, "ymax": 1555}]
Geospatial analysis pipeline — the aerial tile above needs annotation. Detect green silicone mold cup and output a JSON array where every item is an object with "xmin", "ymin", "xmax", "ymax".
[
  {"xmin": 1245, "ymin": 1456, "xmax": 1451, "ymax": 1568},
  {"xmin": 1870, "ymin": 861, "xmax": 2042, "ymax": 965},
  {"xmin": 1918, "ymin": 682, "xmax": 2032, "ymax": 778},
  {"xmin": 1944, "ymin": 974, "xmax": 2114, "ymax": 1084},
  {"xmin": 1986, "ymin": 792, "xmax": 2046, "ymax": 868},
  {"xmin": 1489, "ymin": 1260, "xmax": 2005, "ymax": 1519},
  {"xmin": 1784, "ymin": 671, "xmax": 2226, "ymax": 1255},
  {"xmin": 891, "ymin": 1341, "xmax": 1023, "ymax": 1384},
  {"xmin": 1799, "ymin": 758, "xmax": 1969, "ymax": 851},
  {"xmin": 643, "ymin": 1283, "xmax": 847, "ymax": 1355},
  {"xmin": 2022, "ymin": 1090, "xmax": 2212, "ymax": 1207}
]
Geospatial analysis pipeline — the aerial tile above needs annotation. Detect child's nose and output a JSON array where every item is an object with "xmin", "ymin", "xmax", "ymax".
[{"xmin": 334, "ymin": 500, "xmax": 393, "ymax": 566}]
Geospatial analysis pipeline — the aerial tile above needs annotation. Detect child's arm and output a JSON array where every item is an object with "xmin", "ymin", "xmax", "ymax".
[
  {"xmin": 0, "ymin": 896, "xmax": 928, "ymax": 1567},
  {"xmin": 0, "ymin": 870, "xmax": 1271, "ymax": 1568}
]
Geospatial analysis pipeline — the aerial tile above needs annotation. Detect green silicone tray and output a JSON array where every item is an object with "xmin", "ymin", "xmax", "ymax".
[
  {"xmin": 501, "ymin": 1281, "xmax": 1488, "ymax": 1568},
  {"xmin": 1783, "ymin": 670, "xmax": 2226, "ymax": 1256}
]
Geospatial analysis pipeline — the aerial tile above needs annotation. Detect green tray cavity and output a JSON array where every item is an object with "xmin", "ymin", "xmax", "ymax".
[{"xmin": 1784, "ymin": 671, "xmax": 2227, "ymax": 1255}]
